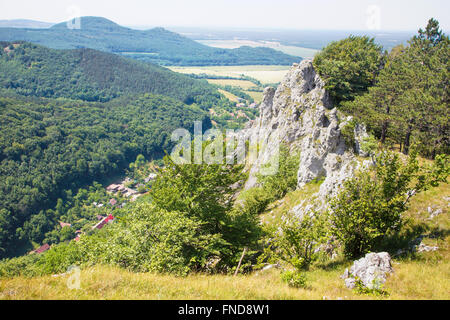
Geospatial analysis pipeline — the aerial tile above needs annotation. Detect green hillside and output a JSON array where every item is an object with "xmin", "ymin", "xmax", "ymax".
[
  {"xmin": 0, "ymin": 41, "xmax": 222, "ymax": 105},
  {"xmin": 0, "ymin": 17, "xmax": 300, "ymax": 66}
]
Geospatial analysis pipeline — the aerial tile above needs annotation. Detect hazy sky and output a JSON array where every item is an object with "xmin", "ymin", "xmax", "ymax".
[{"xmin": 0, "ymin": 0, "xmax": 449, "ymax": 31}]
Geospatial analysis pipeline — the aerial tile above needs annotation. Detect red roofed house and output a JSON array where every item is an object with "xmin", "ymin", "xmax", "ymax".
[
  {"xmin": 92, "ymin": 214, "xmax": 115, "ymax": 230},
  {"xmin": 59, "ymin": 221, "xmax": 71, "ymax": 228},
  {"xmin": 33, "ymin": 243, "xmax": 50, "ymax": 254}
]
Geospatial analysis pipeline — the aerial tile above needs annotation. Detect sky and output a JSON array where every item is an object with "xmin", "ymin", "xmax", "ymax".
[{"xmin": 0, "ymin": 0, "xmax": 449, "ymax": 31}]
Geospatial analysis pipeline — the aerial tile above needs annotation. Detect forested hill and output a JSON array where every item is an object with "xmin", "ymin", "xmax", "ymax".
[
  {"xmin": 0, "ymin": 41, "xmax": 224, "ymax": 106},
  {"xmin": 0, "ymin": 40, "xmax": 225, "ymax": 258},
  {"xmin": 0, "ymin": 91, "xmax": 212, "ymax": 259},
  {"xmin": 0, "ymin": 16, "xmax": 300, "ymax": 66}
]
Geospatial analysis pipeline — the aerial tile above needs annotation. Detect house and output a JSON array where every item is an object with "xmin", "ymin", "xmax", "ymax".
[
  {"xmin": 59, "ymin": 221, "xmax": 71, "ymax": 228},
  {"xmin": 92, "ymin": 202, "xmax": 104, "ymax": 208},
  {"xmin": 248, "ymin": 102, "xmax": 258, "ymax": 109},
  {"xmin": 122, "ymin": 188, "xmax": 138, "ymax": 198},
  {"xmin": 33, "ymin": 243, "xmax": 50, "ymax": 254},
  {"xmin": 236, "ymin": 103, "xmax": 246, "ymax": 108},
  {"xmin": 109, "ymin": 198, "xmax": 117, "ymax": 206},
  {"xmin": 92, "ymin": 214, "xmax": 115, "ymax": 230},
  {"xmin": 144, "ymin": 173, "xmax": 158, "ymax": 183},
  {"xmin": 106, "ymin": 184, "xmax": 121, "ymax": 193}
]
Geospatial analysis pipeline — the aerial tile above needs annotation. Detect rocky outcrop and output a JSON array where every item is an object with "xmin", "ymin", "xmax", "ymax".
[
  {"xmin": 342, "ymin": 252, "xmax": 393, "ymax": 290},
  {"xmin": 239, "ymin": 59, "xmax": 367, "ymax": 210}
]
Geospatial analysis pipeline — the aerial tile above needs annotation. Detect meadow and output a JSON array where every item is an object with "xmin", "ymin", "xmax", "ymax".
[{"xmin": 168, "ymin": 65, "xmax": 291, "ymax": 84}]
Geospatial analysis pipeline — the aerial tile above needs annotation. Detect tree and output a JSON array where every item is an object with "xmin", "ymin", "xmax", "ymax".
[
  {"xmin": 329, "ymin": 149, "xmax": 449, "ymax": 258},
  {"xmin": 313, "ymin": 36, "xmax": 385, "ymax": 105},
  {"xmin": 343, "ymin": 19, "xmax": 449, "ymax": 157},
  {"xmin": 150, "ymin": 153, "xmax": 261, "ymax": 270}
]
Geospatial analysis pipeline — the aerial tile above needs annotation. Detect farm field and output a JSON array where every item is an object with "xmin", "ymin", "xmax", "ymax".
[
  {"xmin": 217, "ymin": 89, "xmax": 239, "ymax": 102},
  {"xmin": 206, "ymin": 79, "xmax": 257, "ymax": 89},
  {"xmin": 244, "ymin": 90, "xmax": 264, "ymax": 103},
  {"xmin": 196, "ymin": 39, "xmax": 320, "ymax": 59},
  {"xmin": 168, "ymin": 65, "xmax": 291, "ymax": 84}
]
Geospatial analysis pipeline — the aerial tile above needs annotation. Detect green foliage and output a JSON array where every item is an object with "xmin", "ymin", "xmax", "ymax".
[
  {"xmin": 360, "ymin": 135, "xmax": 378, "ymax": 157},
  {"xmin": 269, "ymin": 209, "xmax": 328, "ymax": 271},
  {"xmin": 329, "ymin": 149, "xmax": 449, "ymax": 258},
  {"xmin": 313, "ymin": 36, "xmax": 385, "ymax": 105},
  {"xmin": 0, "ymin": 93, "xmax": 209, "ymax": 258},
  {"xmin": 239, "ymin": 187, "xmax": 273, "ymax": 216},
  {"xmin": 340, "ymin": 120, "xmax": 356, "ymax": 150},
  {"xmin": 257, "ymin": 145, "xmax": 300, "ymax": 201},
  {"xmin": 354, "ymin": 277, "xmax": 390, "ymax": 297},
  {"xmin": 342, "ymin": 19, "xmax": 449, "ymax": 158},
  {"xmin": 150, "ymin": 155, "xmax": 262, "ymax": 271},
  {"xmin": 280, "ymin": 270, "xmax": 307, "ymax": 288},
  {"xmin": 0, "ymin": 42, "xmax": 222, "ymax": 106}
]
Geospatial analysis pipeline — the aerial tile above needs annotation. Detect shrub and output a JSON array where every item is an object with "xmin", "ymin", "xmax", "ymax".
[
  {"xmin": 280, "ymin": 270, "xmax": 307, "ymax": 288},
  {"xmin": 329, "ymin": 149, "xmax": 449, "ymax": 258}
]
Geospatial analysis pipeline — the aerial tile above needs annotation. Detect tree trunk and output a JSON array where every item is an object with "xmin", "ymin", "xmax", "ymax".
[
  {"xmin": 403, "ymin": 121, "xmax": 413, "ymax": 155},
  {"xmin": 380, "ymin": 104, "xmax": 390, "ymax": 143}
]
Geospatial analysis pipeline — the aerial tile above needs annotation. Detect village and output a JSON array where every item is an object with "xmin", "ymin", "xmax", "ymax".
[{"xmin": 30, "ymin": 172, "xmax": 158, "ymax": 255}]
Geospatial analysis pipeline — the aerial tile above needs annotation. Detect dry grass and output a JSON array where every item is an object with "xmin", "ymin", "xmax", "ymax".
[
  {"xmin": 217, "ymin": 89, "xmax": 239, "ymax": 102},
  {"xmin": 1, "ymin": 250, "xmax": 448, "ymax": 300},
  {"xmin": 1, "ymin": 178, "xmax": 448, "ymax": 300},
  {"xmin": 244, "ymin": 90, "xmax": 264, "ymax": 103},
  {"xmin": 207, "ymin": 79, "xmax": 256, "ymax": 89}
]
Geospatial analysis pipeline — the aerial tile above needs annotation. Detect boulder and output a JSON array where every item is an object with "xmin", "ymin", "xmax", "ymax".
[{"xmin": 342, "ymin": 252, "xmax": 393, "ymax": 289}]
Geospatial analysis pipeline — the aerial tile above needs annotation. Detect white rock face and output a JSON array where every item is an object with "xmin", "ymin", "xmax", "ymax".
[
  {"xmin": 238, "ymin": 59, "xmax": 366, "ymax": 210},
  {"xmin": 342, "ymin": 252, "xmax": 393, "ymax": 290}
]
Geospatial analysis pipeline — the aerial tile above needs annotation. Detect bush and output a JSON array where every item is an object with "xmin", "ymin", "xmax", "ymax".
[
  {"xmin": 280, "ymin": 270, "xmax": 307, "ymax": 288},
  {"xmin": 257, "ymin": 145, "xmax": 300, "ymax": 200},
  {"xmin": 329, "ymin": 149, "xmax": 449, "ymax": 258},
  {"xmin": 273, "ymin": 209, "xmax": 328, "ymax": 270}
]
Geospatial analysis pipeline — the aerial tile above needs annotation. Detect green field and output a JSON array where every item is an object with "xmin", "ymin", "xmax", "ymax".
[
  {"xmin": 168, "ymin": 65, "xmax": 291, "ymax": 84},
  {"xmin": 196, "ymin": 39, "xmax": 320, "ymax": 59}
]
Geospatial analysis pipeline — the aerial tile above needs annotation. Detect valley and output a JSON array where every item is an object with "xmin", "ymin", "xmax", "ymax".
[{"xmin": 0, "ymin": 7, "xmax": 448, "ymax": 305}]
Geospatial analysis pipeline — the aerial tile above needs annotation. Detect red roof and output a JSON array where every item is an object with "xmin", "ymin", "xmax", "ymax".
[
  {"xmin": 34, "ymin": 243, "xmax": 50, "ymax": 254},
  {"xmin": 59, "ymin": 221, "xmax": 71, "ymax": 228},
  {"xmin": 93, "ymin": 214, "xmax": 115, "ymax": 230}
]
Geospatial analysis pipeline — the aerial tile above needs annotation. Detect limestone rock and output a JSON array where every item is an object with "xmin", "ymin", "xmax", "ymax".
[
  {"xmin": 342, "ymin": 252, "xmax": 393, "ymax": 289},
  {"xmin": 239, "ymin": 60, "xmax": 366, "ymax": 195}
]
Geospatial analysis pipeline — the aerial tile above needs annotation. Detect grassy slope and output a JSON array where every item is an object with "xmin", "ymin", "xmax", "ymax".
[{"xmin": 1, "ymin": 180, "xmax": 448, "ymax": 300}]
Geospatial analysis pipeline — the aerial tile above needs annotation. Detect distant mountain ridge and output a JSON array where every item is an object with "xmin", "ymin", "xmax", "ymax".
[
  {"xmin": 0, "ymin": 19, "xmax": 54, "ymax": 29},
  {"xmin": 0, "ymin": 16, "xmax": 300, "ymax": 66}
]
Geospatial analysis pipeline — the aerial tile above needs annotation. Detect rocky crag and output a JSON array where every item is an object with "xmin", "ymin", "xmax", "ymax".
[{"xmin": 239, "ymin": 60, "xmax": 369, "ymax": 213}]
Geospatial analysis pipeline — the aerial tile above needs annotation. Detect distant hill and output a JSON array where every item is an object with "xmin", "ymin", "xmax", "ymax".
[
  {"xmin": 0, "ymin": 16, "xmax": 300, "ymax": 66},
  {"xmin": 0, "ymin": 41, "xmax": 222, "ymax": 106},
  {"xmin": 0, "ymin": 19, "xmax": 54, "ymax": 29}
]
